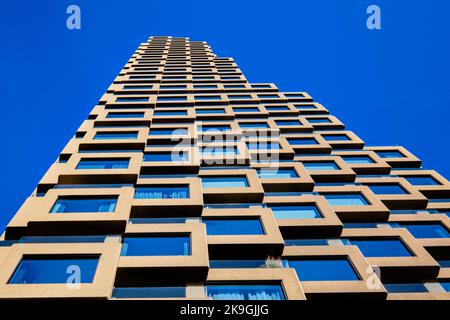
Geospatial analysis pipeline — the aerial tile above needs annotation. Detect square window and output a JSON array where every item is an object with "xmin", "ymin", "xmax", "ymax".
[
  {"xmin": 347, "ymin": 239, "xmax": 412, "ymax": 257},
  {"xmin": 367, "ymin": 184, "xmax": 408, "ymax": 195},
  {"xmin": 376, "ymin": 151, "xmax": 405, "ymax": 158}
]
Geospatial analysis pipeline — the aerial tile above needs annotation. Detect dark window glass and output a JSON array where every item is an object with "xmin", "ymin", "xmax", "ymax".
[
  {"xmin": 322, "ymin": 134, "xmax": 350, "ymax": 141},
  {"xmin": 368, "ymin": 184, "xmax": 408, "ymax": 195},
  {"xmin": 207, "ymin": 284, "xmax": 285, "ymax": 300},
  {"xmin": 76, "ymin": 158, "xmax": 129, "ymax": 170},
  {"xmin": 405, "ymin": 176, "xmax": 440, "ymax": 186},
  {"xmin": 304, "ymin": 162, "xmax": 339, "ymax": 171},
  {"xmin": 384, "ymin": 283, "xmax": 428, "ymax": 293},
  {"xmin": 287, "ymin": 138, "xmax": 318, "ymax": 145},
  {"xmin": 134, "ymin": 186, "xmax": 189, "ymax": 199},
  {"xmin": 112, "ymin": 287, "xmax": 186, "ymax": 298},
  {"xmin": 394, "ymin": 223, "xmax": 450, "ymax": 239},
  {"xmin": 94, "ymin": 132, "xmax": 138, "ymax": 140},
  {"xmin": 144, "ymin": 152, "xmax": 188, "ymax": 162},
  {"xmin": 106, "ymin": 112, "xmax": 145, "ymax": 119},
  {"xmin": 376, "ymin": 151, "xmax": 405, "ymax": 158}
]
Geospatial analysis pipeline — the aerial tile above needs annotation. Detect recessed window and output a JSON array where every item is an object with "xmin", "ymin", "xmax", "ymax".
[
  {"xmin": 376, "ymin": 150, "xmax": 405, "ymax": 158},
  {"xmin": 347, "ymin": 239, "xmax": 413, "ymax": 257},
  {"xmin": 144, "ymin": 152, "xmax": 188, "ymax": 162},
  {"xmin": 307, "ymin": 118, "xmax": 332, "ymax": 124},
  {"xmin": 405, "ymin": 176, "xmax": 440, "ymax": 186},
  {"xmin": 106, "ymin": 112, "xmax": 145, "ymax": 119},
  {"xmin": 157, "ymin": 96, "xmax": 187, "ymax": 101},
  {"xmin": 259, "ymin": 95, "xmax": 280, "ymax": 99},
  {"xmin": 342, "ymin": 156, "xmax": 374, "ymax": 164},
  {"xmin": 195, "ymin": 95, "xmax": 221, "ymax": 100},
  {"xmin": 246, "ymin": 142, "xmax": 280, "ymax": 150},
  {"xmin": 50, "ymin": 197, "xmax": 117, "ymax": 213},
  {"xmin": 8, "ymin": 256, "xmax": 99, "ymax": 284},
  {"xmin": 275, "ymin": 120, "xmax": 301, "ymax": 126},
  {"xmin": 196, "ymin": 109, "xmax": 226, "ymax": 114},
  {"xmin": 265, "ymin": 106, "xmax": 288, "ymax": 111},
  {"xmin": 204, "ymin": 218, "xmax": 264, "ymax": 235},
  {"xmin": 287, "ymin": 138, "xmax": 318, "ymax": 145},
  {"xmin": 441, "ymin": 282, "xmax": 450, "ymax": 292},
  {"xmin": 202, "ymin": 176, "xmax": 249, "ymax": 188},
  {"xmin": 76, "ymin": 158, "xmax": 129, "ymax": 170},
  {"xmin": 121, "ymin": 235, "xmax": 190, "ymax": 256},
  {"xmin": 384, "ymin": 283, "xmax": 428, "ymax": 293},
  {"xmin": 228, "ymin": 95, "xmax": 252, "ymax": 100},
  {"xmin": 322, "ymin": 134, "xmax": 350, "ymax": 141},
  {"xmin": 392, "ymin": 223, "xmax": 450, "ymax": 239},
  {"xmin": 153, "ymin": 110, "xmax": 187, "ymax": 116},
  {"xmin": 269, "ymin": 205, "xmax": 322, "ymax": 219},
  {"xmin": 289, "ymin": 259, "xmax": 359, "ymax": 281},
  {"xmin": 116, "ymin": 97, "xmax": 148, "ymax": 103},
  {"xmin": 304, "ymin": 162, "xmax": 339, "ymax": 171},
  {"xmin": 134, "ymin": 186, "xmax": 189, "ymax": 199},
  {"xmin": 201, "ymin": 147, "xmax": 238, "ymax": 156},
  {"xmin": 149, "ymin": 128, "xmax": 187, "ymax": 136},
  {"xmin": 294, "ymin": 105, "xmax": 316, "ymax": 110},
  {"xmin": 324, "ymin": 194, "xmax": 368, "ymax": 206},
  {"xmin": 239, "ymin": 123, "xmax": 269, "ymax": 129},
  {"xmin": 198, "ymin": 125, "xmax": 231, "ymax": 132},
  {"xmin": 159, "ymin": 85, "xmax": 187, "ymax": 89},
  {"xmin": 123, "ymin": 85, "xmax": 152, "ymax": 90},
  {"xmin": 233, "ymin": 107, "xmax": 259, "ymax": 113},
  {"xmin": 112, "ymin": 286, "xmax": 186, "ymax": 299},
  {"xmin": 94, "ymin": 132, "xmax": 138, "ymax": 140},
  {"xmin": 367, "ymin": 184, "xmax": 408, "ymax": 195},
  {"xmin": 257, "ymin": 168, "xmax": 298, "ymax": 179},
  {"xmin": 206, "ymin": 284, "xmax": 285, "ymax": 300}
]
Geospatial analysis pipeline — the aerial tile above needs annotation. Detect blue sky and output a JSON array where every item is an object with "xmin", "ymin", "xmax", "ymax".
[{"xmin": 0, "ymin": 0, "xmax": 449, "ymax": 233}]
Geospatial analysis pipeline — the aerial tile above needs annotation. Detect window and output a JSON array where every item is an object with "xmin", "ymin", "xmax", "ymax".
[
  {"xmin": 265, "ymin": 106, "xmax": 288, "ymax": 111},
  {"xmin": 106, "ymin": 112, "xmax": 145, "ymax": 119},
  {"xmin": 149, "ymin": 128, "xmax": 182, "ymax": 136},
  {"xmin": 367, "ymin": 184, "xmax": 408, "ymax": 195},
  {"xmin": 112, "ymin": 287, "xmax": 186, "ymax": 298},
  {"xmin": 204, "ymin": 218, "xmax": 264, "ymax": 235},
  {"xmin": 376, "ymin": 151, "xmax": 405, "ymax": 158},
  {"xmin": 233, "ymin": 107, "xmax": 259, "ymax": 113},
  {"xmin": 259, "ymin": 95, "xmax": 280, "ymax": 99},
  {"xmin": 201, "ymin": 147, "xmax": 238, "ymax": 156},
  {"xmin": 116, "ymin": 97, "xmax": 148, "ymax": 102},
  {"xmin": 322, "ymin": 134, "xmax": 350, "ymax": 141},
  {"xmin": 121, "ymin": 235, "xmax": 190, "ymax": 256},
  {"xmin": 76, "ymin": 158, "xmax": 129, "ymax": 170},
  {"xmin": 198, "ymin": 125, "xmax": 231, "ymax": 132},
  {"xmin": 210, "ymin": 260, "xmax": 287, "ymax": 269},
  {"xmin": 228, "ymin": 95, "xmax": 252, "ymax": 100},
  {"xmin": 384, "ymin": 283, "xmax": 429, "ymax": 293},
  {"xmin": 275, "ymin": 120, "xmax": 301, "ymax": 126},
  {"xmin": 195, "ymin": 95, "xmax": 221, "ymax": 100},
  {"xmin": 160, "ymin": 85, "xmax": 187, "ymax": 89},
  {"xmin": 206, "ymin": 284, "xmax": 285, "ymax": 300},
  {"xmin": 294, "ymin": 105, "xmax": 316, "ymax": 110},
  {"xmin": 304, "ymin": 162, "xmax": 339, "ymax": 171},
  {"xmin": 50, "ymin": 197, "xmax": 117, "ymax": 213},
  {"xmin": 287, "ymin": 138, "xmax": 318, "ymax": 145},
  {"xmin": 94, "ymin": 132, "xmax": 138, "ymax": 140},
  {"xmin": 288, "ymin": 259, "xmax": 359, "ymax": 281},
  {"xmin": 157, "ymin": 96, "xmax": 187, "ymax": 101},
  {"xmin": 307, "ymin": 118, "xmax": 332, "ymax": 124},
  {"xmin": 324, "ymin": 194, "xmax": 368, "ymax": 206},
  {"xmin": 438, "ymin": 260, "xmax": 450, "ymax": 268},
  {"xmin": 153, "ymin": 110, "xmax": 187, "ymax": 116},
  {"xmin": 144, "ymin": 152, "xmax": 188, "ymax": 162},
  {"xmin": 257, "ymin": 168, "xmax": 298, "ymax": 179},
  {"xmin": 239, "ymin": 123, "xmax": 269, "ymax": 129},
  {"xmin": 405, "ymin": 176, "xmax": 440, "ymax": 186},
  {"xmin": 134, "ymin": 186, "xmax": 189, "ymax": 199},
  {"xmin": 202, "ymin": 176, "xmax": 249, "ymax": 188},
  {"xmin": 123, "ymin": 85, "xmax": 152, "ymax": 90},
  {"xmin": 269, "ymin": 205, "xmax": 322, "ymax": 219},
  {"xmin": 8, "ymin": 256, "xmax": 99, "ymax": 284},
  {"xmin": 342, "ymin": 156, "xmax": 374, "ymax": 164},
  {"xmin": 441, "ymin": 282, "xmax": 450, "ymax": 292},
  {"xmin": 246, "ymin": 142, "xmax": 280, "ymax": 150},
  {"xmin": 347, "ymin": 239, "xmax": 412, "ymax": 257},
  {"xmin": 392, "ymin": 223, "xmax": 450, "ymax": 239},
  {"xmin": 196, "ymin": 109, "xmax": 225, "ymax": 114}
]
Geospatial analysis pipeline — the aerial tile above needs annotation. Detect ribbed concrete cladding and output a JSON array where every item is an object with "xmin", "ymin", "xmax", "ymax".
[{"xmin": 0, "ymin": 35, "xmax": 449, "ymax": 300}]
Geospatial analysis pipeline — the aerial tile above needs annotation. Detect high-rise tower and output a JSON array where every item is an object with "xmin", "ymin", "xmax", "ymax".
[{"xmin": 0, "ymin": 36, "xmax": 449, "ymax": 300}]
